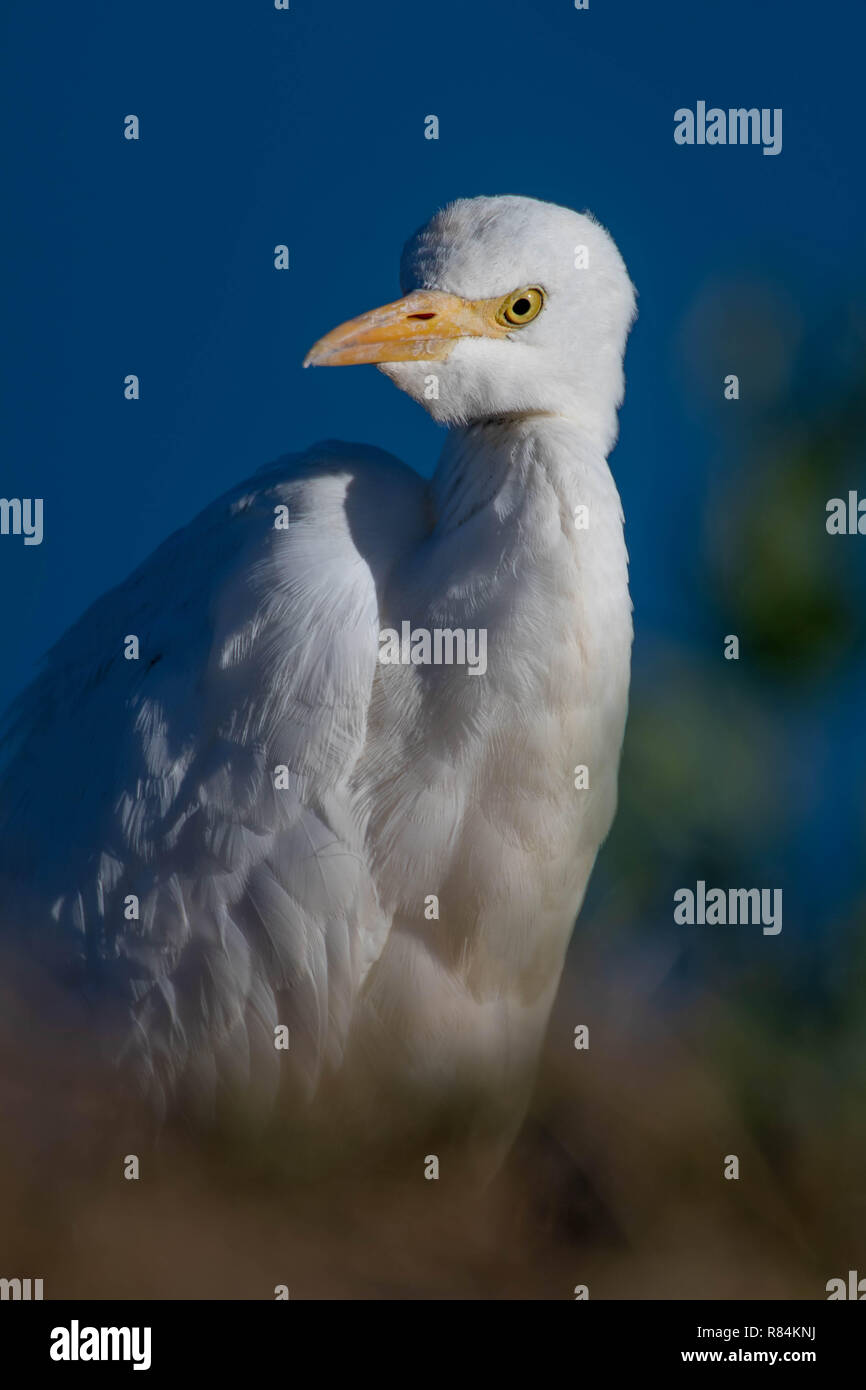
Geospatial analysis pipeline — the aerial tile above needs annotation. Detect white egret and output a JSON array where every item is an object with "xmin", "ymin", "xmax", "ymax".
[{"xmin": 0, "ymin": 195, "xmax": 636, "ymax": 1168}]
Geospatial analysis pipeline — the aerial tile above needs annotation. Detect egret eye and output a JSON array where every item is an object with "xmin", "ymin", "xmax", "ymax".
[{"xmin": 496, "ymin": 286, "xmax": 545, "ymax": 328}]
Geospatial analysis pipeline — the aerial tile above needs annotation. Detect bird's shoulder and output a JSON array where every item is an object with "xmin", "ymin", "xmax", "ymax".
[
  {"xmin": 0, "ymin": 442, "xmax": 429, "ymax": 1110},
  {"xmin": 1, "ymin": 440, "xmax": 427, "ymax": 769}
]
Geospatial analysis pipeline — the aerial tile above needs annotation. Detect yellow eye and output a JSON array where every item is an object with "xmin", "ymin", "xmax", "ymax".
[{"xmin": 496, "ymin": 286, "xmax": 545, "ymax": 328}]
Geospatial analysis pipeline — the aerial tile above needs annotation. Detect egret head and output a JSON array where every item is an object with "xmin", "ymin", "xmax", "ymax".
[{"xmin": 304, "ymin": 195, "xmax": 637, "ymax": 443}]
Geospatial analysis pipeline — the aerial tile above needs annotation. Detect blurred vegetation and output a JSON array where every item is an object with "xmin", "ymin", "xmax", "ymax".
[{"xmin": 535, "ymin": 281, "xmax": 866, "ymax": 1295}]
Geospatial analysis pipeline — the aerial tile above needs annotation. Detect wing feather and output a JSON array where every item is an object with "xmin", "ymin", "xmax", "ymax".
[{"xmin": 0, "ymin": 441, "xmax": 428, "ymax": 1117}]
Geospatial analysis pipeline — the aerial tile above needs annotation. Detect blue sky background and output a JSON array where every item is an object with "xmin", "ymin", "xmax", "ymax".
[{"xmin": 1, "ymin": 0, "xmax": 863, "ymax": 928}]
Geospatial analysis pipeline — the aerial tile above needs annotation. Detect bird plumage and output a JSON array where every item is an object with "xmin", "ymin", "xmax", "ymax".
[{"xmin": 0, "ymin": 195, "xmax": 636, "ymax": 1166}]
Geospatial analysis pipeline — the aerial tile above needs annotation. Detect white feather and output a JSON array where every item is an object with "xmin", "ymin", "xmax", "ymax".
[{"xmin": 0, "ymin": 195, "xmax": 636, "ymax": 1157}]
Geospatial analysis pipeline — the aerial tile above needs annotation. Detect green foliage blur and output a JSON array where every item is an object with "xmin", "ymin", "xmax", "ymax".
[{"xmin": 539, "ymin": 282, "xmax": 866, "ymax": 1294}]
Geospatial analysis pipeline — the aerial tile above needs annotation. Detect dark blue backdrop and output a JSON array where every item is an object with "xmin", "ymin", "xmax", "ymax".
[{"xmin": 1, "ymin": 0, "xmax": 863, "ymax": 923}]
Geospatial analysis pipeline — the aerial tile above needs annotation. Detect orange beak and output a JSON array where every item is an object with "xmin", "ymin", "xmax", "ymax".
[{"xmin": 303, "ymin": 289, "xmax": 509, "ymax": 367}]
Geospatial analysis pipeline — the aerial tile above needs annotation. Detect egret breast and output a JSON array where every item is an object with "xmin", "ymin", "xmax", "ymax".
[{"xmin": 350, "ymin": 418, "xmax": 632, "ymax": 1136}]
